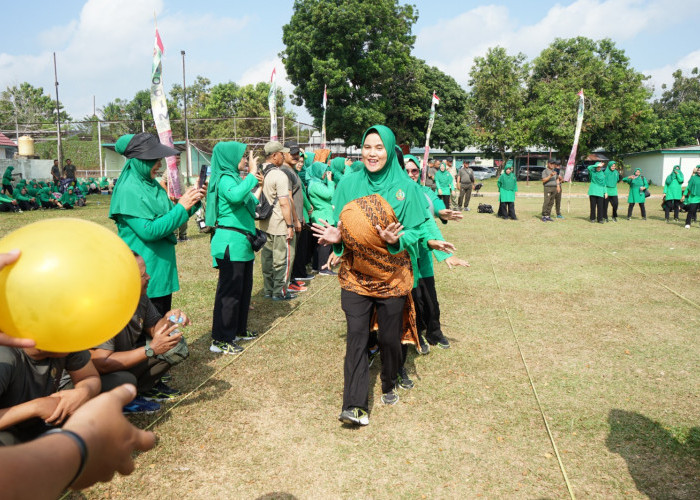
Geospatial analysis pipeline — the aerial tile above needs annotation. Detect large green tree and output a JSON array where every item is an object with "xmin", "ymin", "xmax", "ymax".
[
  {"xmin": 468, "ymin": 47, "xmax": 529, "ymax": 171},
  {"xmin": 0, "ymin": 82, "xmax": 70, "ymax": 128},
  {"xmin": 281, "ymin": 0, "xmax": 419, "ymax": 145},
  {"xmin": 651, "ymin": 68, "xmax": 700, "ymax": 148},
  {"xmin": 527, "ymin": 37, "xmax": 654, "ymax": 160}
]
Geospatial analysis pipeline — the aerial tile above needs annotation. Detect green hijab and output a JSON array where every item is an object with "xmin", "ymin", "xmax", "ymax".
[
  {"xmin": 332, "ymin": 125, "xmax": 427, "ymax": 228},
  {"xmin": 349, "ymin": 161, "xmax": 364, "ymax": 173},
  {"xmin": 499, "ymin": 166, "xmax": 517, "ymax": 191},
  {"xmin": 330, "ymin": 157, "xmax": 346, "ymax": 183},
  {"xmin": 307, "ymin": 161, "xmax": 329, "ymax": 185},
  {"xmin": 205, "ymin": 141, "xmax": 251, "ymax": 227},
  {"xmin": 686, "ymin": 166, "xmax": 700, "ymax": 197},
  {"xmin": 109, "ymin": 135, "xmax": 172, "ymax": 221}
]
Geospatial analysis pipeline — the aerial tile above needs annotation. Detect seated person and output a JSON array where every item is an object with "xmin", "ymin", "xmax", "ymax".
[
  {"xmin": 89, "ymin": 253, "xmax": 189, "ymax": 414},
  {"xmin": 0, "ymin": 346, "xmax": 101, "ymax": 446},
  {"xmin": 87, "ymin": 177, "xmax": 101, "ymax": 194},
  {"xmin": 59, "ymin": 187, "xmax": 77, "ymax": 209},
  {"xmin": 14, "ymin": 187, "xmax": 39, "ymax": 211},
  {"xmin": 0, "ymin": 193, "xmax": 20, "ymax": 213},
  {"xmin": 99, "ymin": 176, "xmax": 112, "ymax": 193},
  {"xmin": 36, "ymin": 186, "xmax": 60, "ymax": 209}
]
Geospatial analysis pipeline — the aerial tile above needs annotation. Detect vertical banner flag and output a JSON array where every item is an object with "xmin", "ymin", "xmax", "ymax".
[
  {"xmin": 269, "ymin": 67, "xmax": 278, "ymax": 141},
  {"xmin": 421, "ymin": 91, "xmax": 440, "ymax": 184},
  {"xmin": 563, "ymin": 89, "xmax": 585, "ymax": 182},
  {"xmin": 321, "ymin": 84, "xmax": 327, "ymax": 148},
  {"xmin": 150, "ymin": 28, "xmax": 180, "ymax": 197}
]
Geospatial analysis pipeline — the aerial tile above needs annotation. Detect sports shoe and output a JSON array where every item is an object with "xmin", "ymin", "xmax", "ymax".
[
  {"xmin": 397, "ymin": 367, "xmax": 414, "ymax": 390},
  {"xmin": 556, "ymin": 214, "xmax": 564, "ymax": 219},
  {"xmin": 294, "ymin": 275, "xmax": 315, "ymax": 281},
  {"xmin": 123, "ymin": 396, "xmax": 160, "ymax": 414},
  {"xmin": 465, "ymin": 207, "xmax": 470, "ymax": 211},
  {"xmin": 427, "ymin": 334, "xmax": 451, "ymax": 349},
  {"xmin": 210, "ymin": 340, "xmax": 244, "ymax": 354},
  {"xmin": 368, "ymin": 346, "xmax": 380, "ymax": 368},
  {"xmin": 235, "ymin": 330, "xmax": 259, "ymax": 341},
  {"xmin": 272, "ymin": 292, "xmax": 297, "ymax": 301},
  {"xmin": 685, "ymin": 224, "xmax": 691, "ymax": 229},
  {"xmin": 612, "ymin": 218, "xmax": 617, "ymax": 222},
  {"xmin": 288, "ymin": 282, "xmax": 308, "ymax": 293},
  {"xmin": 381, "ymin": 389, "xmax": 399, "ymax": 405},
  {"xmin": 160, "ymin": 373, "xmax": 172, "ymax": 383},
  {"xmin": 418, "ymin": 335, "xmax": 430, "ymax": 355},
  {"xmin": 338, "ymin": 407, "xmax": 369, "ymax": 426},
  {"xmin": 318, "ymin": 269, "xmax": 337, "ymax": 276},
  {"xmin": 141, "ymin": 383, "xmax": 179, "ymax": 402}
]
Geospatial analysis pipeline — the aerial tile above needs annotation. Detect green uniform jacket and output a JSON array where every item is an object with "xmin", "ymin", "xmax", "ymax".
[
  {"xmin": 2, "ymin": 167, "xmax": 13, "ymax": 186},
  {"xmin": 0, "ymin": 193, "xmax": 13, "ymax": 203},
  {"xmin": 434, "ymin": 169, "xmax": 454, "ymax": 195},
  {"xmin": 684, "ymin": 174, "xmax": 700, "ymax": 204},
  {"xmin": 114, "ymin": 204, "xmax": 196, "ymax": 298},
  {"xmin": 36, "ymin": 187, "xmax": 53, "ymax": 203},
  {"xmin": 604, "ymin": 167, "xmax": 619, "ymax": 196},
  {"xmin": 623, "ymin": 176, "xmax": 648, "ymax": 203},
  {"xmin": 588, "ymin": 165, "xmax": 607, "ymax": 196},
  {"xmin": 664, "ymin": 171, "xmax": 684, "ymax": 200},
  {"xmin": 308, "ymin": 179, "xmax": 336, "ymax": 225},
  {"xmin": 59, "ymin": 191, "xmax": 77, "ymax": 205},
  {"xmin": 210, "ymin": 173, "xmax": 259, "ymax": 264},
  {"xmin": 497, "ymin": 173, "xmax": 517, "ymax": 202}
]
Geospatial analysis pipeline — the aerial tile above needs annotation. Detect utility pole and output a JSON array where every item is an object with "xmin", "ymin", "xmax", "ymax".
[
  {"xmin": 53, "ymin": 52, "xmax": 63, "ymax": 167},
  {"xmin": 181, "ymin": 50, "xmax": 192, "ymax": 182}
]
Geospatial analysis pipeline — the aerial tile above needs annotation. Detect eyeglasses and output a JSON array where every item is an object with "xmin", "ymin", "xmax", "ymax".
[{"xmin": 406, "ymin": 168, "xmax": 419, "ymax": 174}]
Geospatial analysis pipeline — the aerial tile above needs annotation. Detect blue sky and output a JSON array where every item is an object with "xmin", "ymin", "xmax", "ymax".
[{"xmin": 1, "ymin": 0, "xmax": 699, "ymax": 125}]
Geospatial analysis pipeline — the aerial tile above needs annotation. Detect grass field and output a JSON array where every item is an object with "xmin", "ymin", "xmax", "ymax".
[{"xmin": 1, "ymin": 192, "xmax": 698, "ymax": 499}]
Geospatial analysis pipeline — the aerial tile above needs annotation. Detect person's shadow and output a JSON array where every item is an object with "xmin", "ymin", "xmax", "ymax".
[{"xmin": 606, "ymin": 409, "xmax": 699, "ymax": 499}]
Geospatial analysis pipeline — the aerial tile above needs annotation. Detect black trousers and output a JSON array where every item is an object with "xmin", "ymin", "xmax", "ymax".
[
  {"xmin": 664, "ymin": 199, "xmax": 681, "ymax": 220},
  {"xmin": 604, "ymin": 195, "xmax": 618, "ymax": 219},
  {"xmin": 685, "ymin": 203, "xmax": 699, "ymax": 225},
  {"xmin": 41, "ymin": 200, "xmax": 57, "ymax": 209},
  {"xmin": 0, "ymin": 202, "xmax": 17, "ymax": 212},
  {"xmin": 212, "ymin": 249, "xmax": 254, "ymax": 343},
  {"xmin": 341, "ymin": 289, "xmax": 405, "ymax": 411},
  {"xmin": 439, "ymin": 194, "xmax": 451, "ymax": 209},
  {"xmin": 412, "ymin": 277, "xmax": 443, "ymax": 341},
  {"xmin": 498, "ymin": 202, "xmax": 516, "ymax": 219},
  {"xmin": 292, "ymin": 227, "xmax": 311, "ymax": 278},
  {"xmin": 627, "ymin": 203, "xmax": 647, "ymax": 218},
  {"xmin": 589, "ymin": 195, "xmax": 605, "ymax": 222},
  {"xmin": 62, "ymin": 203, "xmax": 73, "ymax": 210},
  {"xmin": 17, "ymin": 200, "xmax": 38, "ymax": 211},
  {"xmin": 100, "ymin": 358, "xmax": 171, "ymax": 393},
  {"xmin": 313, "ymin": 243, "xmax": 332, "ymax": 272},
  {"xmin": 150, "ymin": 294, "xmax": 172, "ymax": 318}
]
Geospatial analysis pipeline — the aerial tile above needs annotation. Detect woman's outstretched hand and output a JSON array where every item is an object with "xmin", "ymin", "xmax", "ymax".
[{"xmin": 311, "ymin": 220, "xmax": 342, "ymax": 245}]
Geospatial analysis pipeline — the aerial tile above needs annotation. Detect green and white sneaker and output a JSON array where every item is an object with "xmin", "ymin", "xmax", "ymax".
[
  {"xmin": 338, "ymin": 407, "xmax": 369, "ymax": 426},
  {"xmin": 381, "ymin": 389, "xmax": 399, "ymax": 405},
  {"xmin": 235, "ymin": 330, "xmax": 259, "ymax": 342},
  {"xmin": 397, "ymin": 367, "xmax": 414, "ymax": 390},
  {"xmin": 210, "ymin": 340, "xmax": 244, "ymax": 355}
]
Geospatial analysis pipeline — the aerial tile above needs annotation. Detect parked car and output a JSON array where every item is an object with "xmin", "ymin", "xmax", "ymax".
[
  {"xmin": 517, "ymin": 166, "xmax": 545, "ymax": 180},
  {"xmin": 471, "ymin": 166, "xmax": 495, "ymax": 180},
  {"xmin": 573, "ymin": 164, "xmax": 590, "ymax": 182}
]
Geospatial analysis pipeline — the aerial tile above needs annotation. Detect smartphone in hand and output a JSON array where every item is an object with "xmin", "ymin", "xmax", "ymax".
[{"xmin": 198, "ymin": 165, "xmax": 208, "ymax": 189}]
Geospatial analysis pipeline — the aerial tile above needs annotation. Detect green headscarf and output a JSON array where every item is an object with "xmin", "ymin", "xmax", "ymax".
[
  {"xmin": 205, "ymin": 141, "xmax": 251, "ymax": 227},
  {"xmin": 685, "ymin": 166, "xmax": 700, "ymax": 198},
  {"xmin": 2, "ymin": 166, "xmax": 14, "ymax": 183},
  {"xmin": 330, "ymin": 157, "xmax": 346, "ymax": 183},
  {"xmin": 108, "ymin": 135, "xmax": 172, "ymax": 221},
  {"xmin": 498, "ymin": 165, "xmax": 517, "ymax": 191},
  {"xmin": 307, "ymin": 161, "xmax": 328, "ymax": 185},
  {"xmin": 332, "ymin": 125, "xmax": 427, "ymax": 228}
]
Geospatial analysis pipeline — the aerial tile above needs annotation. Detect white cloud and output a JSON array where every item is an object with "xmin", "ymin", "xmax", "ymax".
[
  {"xmin": 415, "ymin": 0, "xmax": 699, "ymax": 88},
  {"xmin": 645, "ymin": 49, "xmax": 700, "ymax": 95}
]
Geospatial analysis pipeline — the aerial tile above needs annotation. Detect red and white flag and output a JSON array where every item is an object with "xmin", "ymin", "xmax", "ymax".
[
  {"xmin": 563, "ymin": 89, "xmax": 585, "ymax": 182},
  {"xmin": 322, "ymin": 85, "xmax": 327, "ymax": 109}
]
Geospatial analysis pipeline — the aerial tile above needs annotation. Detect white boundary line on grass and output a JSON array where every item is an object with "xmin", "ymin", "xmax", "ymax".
[{"xmin": 483, "ymin": 235, "xmax": 576, "ymax": 500}]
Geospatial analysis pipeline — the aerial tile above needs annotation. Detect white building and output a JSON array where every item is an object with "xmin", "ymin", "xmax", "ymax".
[{"xmin": 621, "ymin": 145, "xmax": 700, "ymax": 186}]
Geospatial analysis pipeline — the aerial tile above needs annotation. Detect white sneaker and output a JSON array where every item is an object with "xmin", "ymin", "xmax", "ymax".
[{"xmin": 685, "ymin": 225, "xmax": 691, "ymax": 229}]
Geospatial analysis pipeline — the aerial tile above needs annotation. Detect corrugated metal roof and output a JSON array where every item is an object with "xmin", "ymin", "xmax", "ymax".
[
  {"xmin": 622, "ymin": 144, "xmax": 700, "ymax": 157},
  {"xmin": 0, "ymin": 133, "xmax": 17, "ymax": 148}
]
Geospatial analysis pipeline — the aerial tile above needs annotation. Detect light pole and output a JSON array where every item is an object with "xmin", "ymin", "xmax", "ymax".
[
  {"xmin": 181, "ymin": 50, "xmax": 192, "ymax": 182},
  {"xmin": 53, "ymin": 52, "xmax": 63, "ymax": 168}
]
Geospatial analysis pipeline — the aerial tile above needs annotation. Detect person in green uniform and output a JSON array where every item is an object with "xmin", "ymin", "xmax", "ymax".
[
  {"xmin": 14, "ymin": 187, "xmax": 38, "ymax": 211},
  {"xmin": 205, "ymin": 142, "xmax": 262, "ymax": 355},
  {"xmin": 623, "ymin": 167, "xmax": 649, "ymax": 220},
  {"xmin": 2, "ymin": 166, "xmax": 14, "ymax": 196},
  {"xmin": 588, "ymin": 162, "xmax": 607, "ymax": 223},
  {"xmin": 497, "ymin": 164, "xmax": 518, "ymax": 220},
  {"xmin": 434, "ymin": 162, "xmax": 454, "ymax": 210},
  {"xmin": 59, "ymin": 187, "xmax": 77, "ymax": 209},
  {"xmin": 307, "ymin": 161, "xmax": 336, "ymax": 274},
  {"xmin": 681, "ymin": 165, "xmax": 700, "ymax": 229},
  {"xmin": 329, "ymin": 156, "xmax": 346, "ymax": 185},
  {"xmin": 36, "ymin": 186, "xmax": 58, "ymax": 209},
  {"xmin": 663, "ymin": 165, "xmax": 684, "ymax": 222},
  {"xmin": 108, "ymin": 133, "xmax": 205, "ymax": 317},
  {"xmin": 604, "ymin": 161, "xmax": 620, "ymax": 222},
  {"xmin": 0, "ymin": 192, "xmax": 20, "ymax": 212},
  {"xmin": 99, "ymin": 176, "xmax": 111, "ymax": 193}
]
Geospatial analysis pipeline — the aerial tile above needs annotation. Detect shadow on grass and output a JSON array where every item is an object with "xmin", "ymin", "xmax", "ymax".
[
  {"xmin": 255, "ymin": 493, "xmax": 297, "ymax": 500},
  {"xmin": 606, "ymin": 409, "xmax": 700, "ymax": 499}
]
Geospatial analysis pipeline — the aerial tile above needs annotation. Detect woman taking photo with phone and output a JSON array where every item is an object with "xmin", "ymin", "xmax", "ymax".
[
  {"xmin": 206, "ymin": 143, "xmax": 264, "ymax": 355},
  {"xmin": 109, "ymin": 133, "xmax": 205, "ymax": 316}
]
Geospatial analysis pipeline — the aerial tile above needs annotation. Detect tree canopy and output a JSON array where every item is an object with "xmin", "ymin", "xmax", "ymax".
[
  {"xmin": 651, "ymin": 68, "xmax": 700, "ymax": 148},
  {"xmin": 0, "ymin": 82, "xmax": 70, "ymax": 128}
]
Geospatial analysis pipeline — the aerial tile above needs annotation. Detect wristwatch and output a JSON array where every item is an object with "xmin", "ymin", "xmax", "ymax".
[
  {"xmin": 287, "ymin": 224, "xmax": 294, "ymax": 228},
  {"xmin": 145, "ymin": 344, "xmax": 155, "ymax": 358}
]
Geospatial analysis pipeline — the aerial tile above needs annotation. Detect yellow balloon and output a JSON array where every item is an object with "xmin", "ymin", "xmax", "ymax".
[{"xmin": 0, "ymin": 218, "xmax": 140, "ymax": 352}]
